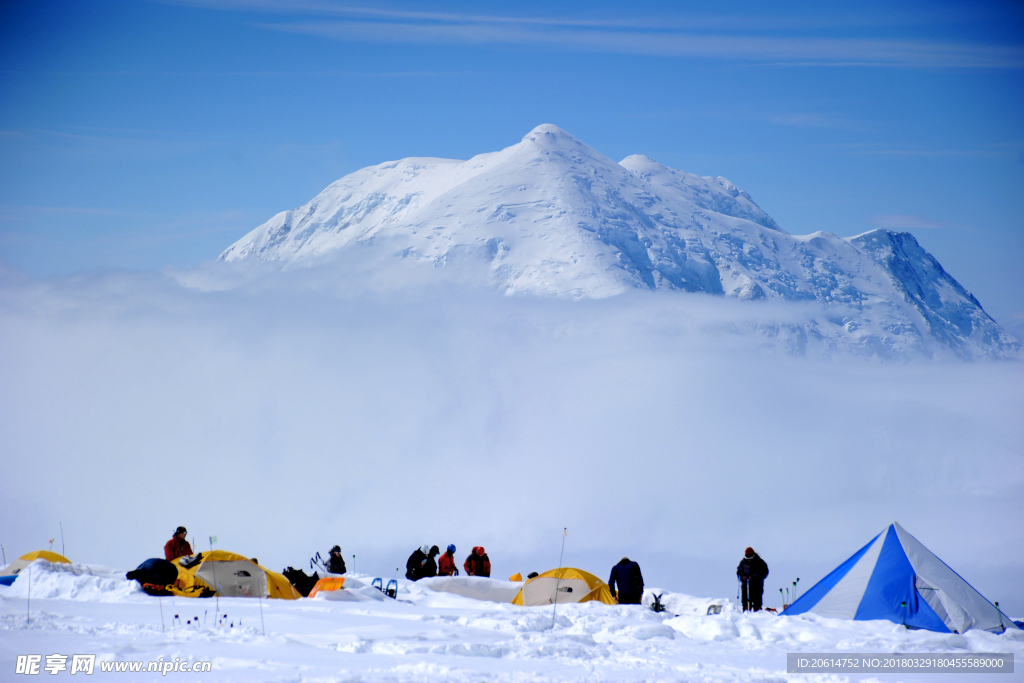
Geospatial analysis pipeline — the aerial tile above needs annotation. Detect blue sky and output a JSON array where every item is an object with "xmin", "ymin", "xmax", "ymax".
[{"xmin": 1, "ymin": 0, "xmax": 1022, "ymax": 331}]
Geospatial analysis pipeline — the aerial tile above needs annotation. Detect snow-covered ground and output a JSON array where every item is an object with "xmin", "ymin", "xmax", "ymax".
[{"xmin": 2, "ymin": 560, "xmax": 1021, "ymax": 682}]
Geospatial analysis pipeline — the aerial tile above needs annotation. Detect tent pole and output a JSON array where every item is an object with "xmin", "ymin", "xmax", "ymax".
[{"xmin": 551, "ymin": 528, "xmax": 567, "ymax": 630}]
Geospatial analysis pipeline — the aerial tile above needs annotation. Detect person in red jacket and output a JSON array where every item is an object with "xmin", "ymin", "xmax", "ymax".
[
  {"xmin": 164, "ymin": 526, "xmax": 193, "ymax": 561},
  {"xmin": 463, "ymin": 546, "xmax": 491, "ymax": 577},
  {"xmin": 438, "ymin": 544, "xmax": 459, "ymax": 576}
]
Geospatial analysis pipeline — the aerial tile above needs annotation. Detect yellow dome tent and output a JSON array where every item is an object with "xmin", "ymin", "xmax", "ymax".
[
  {"xmin": 171, "ymin": 551, "xmax": 299, "ymax": 600},
  {"xmin": 511, "ymin": 567, "xmax": 617, "ymax": 606},
  {"xmin": 0, "ymin": 550, "xmax": 72, "ymax": 584}
]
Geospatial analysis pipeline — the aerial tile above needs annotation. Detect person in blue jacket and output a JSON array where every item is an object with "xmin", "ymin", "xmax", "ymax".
[{"xmin": 608, "ymin": 557, "xmax": 644, "ymax": 604}]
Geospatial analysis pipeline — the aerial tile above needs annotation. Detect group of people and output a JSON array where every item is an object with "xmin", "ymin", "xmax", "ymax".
[
  {"xmin": 164, "ymin": 527, "xmax": 769, "ymax": 610},
  {"xmin": 406, "ymin": 545, "xmax": 491, "ymax": 580}
]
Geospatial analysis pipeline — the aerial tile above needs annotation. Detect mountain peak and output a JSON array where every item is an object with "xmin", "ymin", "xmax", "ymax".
[
  {"xmin": 518, "ymin": 124, "xmax": 604, "ymax": 157},
  {"xmin": 218, "ymin": 127, "xmax": 1018, "ymax": 360},
  {"xmin": 522, "ymin": 123, "xmax": 574, "ymax": 142}
]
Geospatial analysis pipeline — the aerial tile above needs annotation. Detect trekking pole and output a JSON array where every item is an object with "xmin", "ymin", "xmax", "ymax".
[
  {"xmin": 159, "ymin": 596, "xmax": 165, "ymax": 633},
  {"xmin": 258, "ymin": 594, "xmax": 266, "ymax": 636},
  {"xmin": 60, "ymin": 522, "xmax": 65, "ymax": 558},
  {"xmin": 212, "ymin": 560, "xmax": 220, "ymax": 618},
  {"xmin": 551, "ymin": 528, "xmax": 567, "ymax": 630}
]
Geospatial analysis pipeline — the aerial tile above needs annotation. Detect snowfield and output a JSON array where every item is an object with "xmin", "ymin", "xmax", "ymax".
[{"xmin": 2, "ymin": 560, "xmax": 1021, "ymax": 682}]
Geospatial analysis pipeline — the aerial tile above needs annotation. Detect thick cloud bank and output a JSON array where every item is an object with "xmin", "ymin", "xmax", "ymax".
[{"xmin": 1, "ymin": 259, "xmax": 1021, "ymax": 613}]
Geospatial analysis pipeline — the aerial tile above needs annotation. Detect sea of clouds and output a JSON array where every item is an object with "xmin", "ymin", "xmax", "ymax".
[{"xmin": 1, "ymin": 252, "xmax": 1021, "ymax": 614}]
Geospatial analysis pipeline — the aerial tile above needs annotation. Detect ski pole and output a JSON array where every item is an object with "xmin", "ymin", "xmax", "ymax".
[
  {"xmin": 2, "ymin": 544, "xmax": 6, "ymax": 567},
  {"xmin": 780, "ymin": 587, "xmax": 784, "ymax": 608},
  {"xmin": 551, "ymin": 528, "xmax": 567, "ymax": 629},
  {"xmin": 60, "ymin": 522, "xmax": 65, "ymax": 558},
  {"xmin": 258, "ymin": 595, "xmax": 265, "ymax": 636}
]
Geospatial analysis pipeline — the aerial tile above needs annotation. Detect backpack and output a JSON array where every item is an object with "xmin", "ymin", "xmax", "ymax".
[{"xmin": 282, "ymin": 566, "xmax": 320, "ymax": 597}]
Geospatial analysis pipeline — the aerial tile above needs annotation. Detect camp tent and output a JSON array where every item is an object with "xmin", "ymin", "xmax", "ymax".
[
  {"xmin": 308, "ymin": 576, "xmax": 345, "ymax": 599},
  {"xmin": 783, "ymin": 522, "xmax": 1018, "ymax": 633},
  {"xmin": 174, "ymin": 551, "xmax": 299, "ymax": 600},
  {"xmin": 0, "ymin": 550, "xmax": 71, "ymax": 586},
  {"xmin": 511, "ymin": 568, "xmax": 617, "ymax": 606}
]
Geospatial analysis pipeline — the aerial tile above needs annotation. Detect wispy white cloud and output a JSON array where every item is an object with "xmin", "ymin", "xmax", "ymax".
[
  {"xmin": 159, "ymin": 0, "xmax": 1011, "ymax": 34},
  {"xmin": 767, "ymin": 113, "xmax": 861, "ymax": 130},
  {"xmin": 1, "ymin": 69, "xmax": 475, "ymax": 78},
  {"xmin": 152, "ymin": 0, "xmax": 1024, "ymax": 69},
  {"xmin": 869, "ymin": 214, "xmax": 960, "ymax": 230},
  {"xmin": 253, "ymin": 20, "xmax": 1024, "ymax": 68}
]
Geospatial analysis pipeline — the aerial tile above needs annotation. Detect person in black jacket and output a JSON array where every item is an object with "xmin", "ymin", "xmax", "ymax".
[
  {"xmin": 736, "ymin": 547, "xmax": 769, "ymax": 611},
  {"xmin": 326, "ymin": 545, "xmax": 347, "ymax": 574},
  {"xmin": 406, "ymin": 545, "xmax": 429, "ymax": 580},
  {"xmin": 608, "ymin": 557, "xmax": 644, "ymax": 604},
  {"xmin": 420, "ymin": 545, "xmax": 440, "ymax": 579}
]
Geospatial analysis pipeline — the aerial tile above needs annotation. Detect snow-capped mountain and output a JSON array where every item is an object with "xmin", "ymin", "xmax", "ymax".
[{"xmin": 220, "ymin": 124, "xmax": 1018, "ymax": 360}]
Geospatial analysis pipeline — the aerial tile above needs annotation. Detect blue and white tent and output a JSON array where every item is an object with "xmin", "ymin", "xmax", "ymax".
[{"xmin": 783, "ymin": 522, "xmax": 1017, "ymax": 633}]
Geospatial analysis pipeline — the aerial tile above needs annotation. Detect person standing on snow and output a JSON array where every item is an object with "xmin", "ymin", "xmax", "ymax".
[
  {"xmin": 463, "ymin": 546, "xmax": 491, "ymax": 577},
  {"xmin": 737, "ymin": 547, "xmax": 769, "ymax": 611},
  {"xmin": 420, "ymin": 545, "xmax": 440, "ymax": 579},
  {"xmin": 163, "ymin": 526, "xmax": 193, "ymax": 561},
  {"xmin": 326, "ymin": 545, "xmax": 347, "ymax": 574},
  {"xmin": 405, "ymin": 545, "xmax": 429, "ymax": 580},
  {"xmin": 438, "ymin": 545, "xmax": 459, "ymax": 576},
  {"xmin": 608, "ymin": 557, "xmax": 645, "ymax": 604}
]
